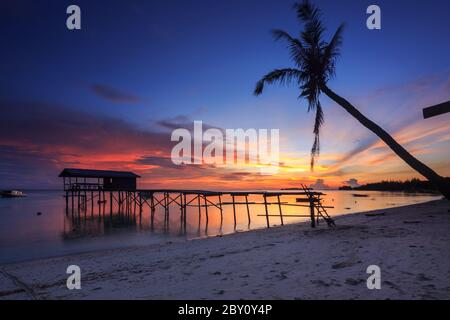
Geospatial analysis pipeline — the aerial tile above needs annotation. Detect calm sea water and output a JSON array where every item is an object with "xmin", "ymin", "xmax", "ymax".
[{"xmin": 0, "ymin": 190, "xmax": 440, "ymax": 264}]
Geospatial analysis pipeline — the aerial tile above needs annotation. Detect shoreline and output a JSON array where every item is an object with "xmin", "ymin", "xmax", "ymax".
[{"xmin": 1, "ymin": 199, "xmax": 449, "ymax": 299}]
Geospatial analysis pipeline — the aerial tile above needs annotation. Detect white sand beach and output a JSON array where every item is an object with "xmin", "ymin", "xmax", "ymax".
[{"xmin": 1, "ymin": 199, "xmax": 449, "ymax": 300}]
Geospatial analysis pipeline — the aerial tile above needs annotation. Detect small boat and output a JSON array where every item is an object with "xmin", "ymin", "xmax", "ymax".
[
  {"xmin": 352, "ymin": 193, "xmax": 369, "ymax": 198},
  {"xmin": 0, "ymin": 190, "xmax": 26, "ymax": 198}
]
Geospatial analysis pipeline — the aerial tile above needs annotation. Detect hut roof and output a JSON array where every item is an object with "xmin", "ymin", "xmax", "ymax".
[{"xmin": 58, "ymin": 168, "xmax": 140, "ymax": 179}]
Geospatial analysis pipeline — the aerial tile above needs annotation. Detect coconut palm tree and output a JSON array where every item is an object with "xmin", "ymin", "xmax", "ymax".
[{"xmin": 254, "ymin": 0, "xmax": 449, "ymax": 199}]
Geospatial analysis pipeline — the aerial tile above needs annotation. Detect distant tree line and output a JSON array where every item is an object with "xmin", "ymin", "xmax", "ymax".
[{"xmin": 339, "ymin": 179, "xmax": 441, "ymax": 193}]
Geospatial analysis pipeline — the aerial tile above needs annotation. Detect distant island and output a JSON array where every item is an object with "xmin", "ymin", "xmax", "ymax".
[{"xmin": 339, "ymin": 179, "xmax": 441, "ymax": 193}]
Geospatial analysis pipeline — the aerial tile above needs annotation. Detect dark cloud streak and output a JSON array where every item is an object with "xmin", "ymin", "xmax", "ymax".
[{"xmin": 90, "ymin": 84, "xmax": 141, "ymax": 104}]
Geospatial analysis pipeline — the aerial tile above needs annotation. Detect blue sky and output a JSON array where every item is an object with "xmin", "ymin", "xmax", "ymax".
[{"xmin": 0, "ymin": 0, "xmax": 449, "ymax": 188}]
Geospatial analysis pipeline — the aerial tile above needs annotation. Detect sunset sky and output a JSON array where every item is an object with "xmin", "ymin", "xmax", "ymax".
[{"xmin": 0, "ymin": 0, "xmax": 449, "ymax": 189}]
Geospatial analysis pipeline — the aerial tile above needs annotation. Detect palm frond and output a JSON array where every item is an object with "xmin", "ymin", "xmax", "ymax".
[
  {"xmin": 301, "ymin": 20, "xmax": 325, "ymax": 48},
  {"xmin": 254, "ymin": 68, "xmax": 302, "ymax": 95},
  {"xmin": 293, "ymin": 1, "xmax": 325, "ymax": 50},
  {"xmin": 271, "ymin": 29, "xmax": 305, "ymax": 63},
  {"xmin": 323, "ymin": 23, "xmax": 345, "ymax": 79},
  {"xmin": 271, "ymin": 29, "xmax": 301, "ymax": 47},
  {"xmin": 310, "ymin": 100, "xmax": 324, "ymax": 170},
  {"xmin": 326, "ymin": 23, "xmax": 345, "ymax": 57},
  {"xmin": 294, "ymin": 0, "xmax": 321, "ymax": 23}
]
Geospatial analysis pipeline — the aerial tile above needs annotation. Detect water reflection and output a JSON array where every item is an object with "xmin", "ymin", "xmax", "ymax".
[
  {"xmin": 61, "ymin": 190, "xmax": 442, "ymax": 241},
  {"xmin": 0, "ymin": 190, "xmax": 441, "ymax": 264}
]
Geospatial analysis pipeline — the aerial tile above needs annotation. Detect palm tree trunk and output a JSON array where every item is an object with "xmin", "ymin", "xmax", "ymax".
[{"xmin": 321, "ymin": 84, "xmax": 450, "ymax": 200}]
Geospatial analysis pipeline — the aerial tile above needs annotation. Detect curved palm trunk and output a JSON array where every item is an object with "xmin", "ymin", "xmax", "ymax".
[{"xmin": 321, "ymin": 85, "xmax": 450, "ymax": 200}]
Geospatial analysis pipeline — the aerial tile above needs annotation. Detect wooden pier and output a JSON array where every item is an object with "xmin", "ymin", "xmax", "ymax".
[{"xmin": 59, "ymin": 168, "xmax": 335, "ymax": 233}]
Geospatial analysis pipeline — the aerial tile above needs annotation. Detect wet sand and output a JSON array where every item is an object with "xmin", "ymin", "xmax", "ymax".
[{"xmin": 1, "ymin": 199, "xmax": 449, "ymax": 299}]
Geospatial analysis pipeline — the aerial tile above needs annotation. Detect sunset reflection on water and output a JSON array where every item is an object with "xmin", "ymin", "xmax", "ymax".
[{"xmin": 0, "ymin": 190, "xmax": 440, "ymax": 264}]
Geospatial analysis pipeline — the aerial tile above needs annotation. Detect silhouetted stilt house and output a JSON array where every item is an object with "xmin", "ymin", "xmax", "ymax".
[
  {"xmin": 59, "ymin": 168, "xmax": 141, "ymax": 219},
  {"xmin": 59, "ymin": 168, "xmax": 139, "ymax": 191}
]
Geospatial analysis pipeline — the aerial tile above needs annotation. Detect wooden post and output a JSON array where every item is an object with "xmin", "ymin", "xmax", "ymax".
[
  {"xmin": 197, "ymin": 194, "xmax": 201, "ymax": 227},
  {"xmin": 77, "ymin": 190, "xmax": 80, "ymax": 212},
  {"xmin": 183, "ymin": 194, "xmax": 187, "ymax": 233},
  {"xmin": 232, "ymin": 194, "xmax": 237, "ymax": 227},
  {"xmin": 84, "ymin": 178, "xmax": 87, "ymax": 212},
  {"xmin": 166, "ymin": 192, "xmax": 170, "ymax": 229},
  {"xmin": 150, "ymin": 193, "xmax": 155, "ymax": 230},
  {"xmin": 71, "ymin": 190, "xmax": 74, "ymax": 214},
  {"xmin": 245, "ymin": 195, "xmax": 251, "ymax": 225},
  {"xmin": 123, "ymin": 192, "xmax": 126, "ymax": 215},
  {"xmin": 65, "ymin": 191, "xmax": 69, "ymax": 215},
  {"xmin": 264, "ymin": 194, "xmax": 270, "ymax": 228},
  {"xmin": 164, "ymin": 192, "xmax": 168, "ymax": 229},
  {"xmin": 121, "ymin": 191, "xmax": 124, "ymax": 215},
  {"xmin": 204, "ymin": 195, "xmax": 209, "ymax": 224},
  {"xmin": 150, "ymin": 193, "xmax": 155, "ymax": 211},
  {"xmin": 75, "ymin": 178, "xmax": 80, "ymax": 215},
  {"xmin": 110, "ymin": 192, "xmax": 113, "ymax": 217},
  {"xmin": 102, "ymin": 191, "xmax": 106, "ymax": 217},
  {"xmin": 98, "ymin": 190, "xmax": 101, "ymax": 216},
  {"xmin": 277, "ymin": 195, "xmax": 284, "ymax": 226},
  {"xmin": 91, "ymin": 191, "xmax": 94, "ymax": 215},
  {"xmin": 218, "ymin": 195, "xmax": 223, "ymax": 227},
  {"xmin": 179, "ymin": 193, "xmax": 184, "ymax": 231},
  {"xmin": 83, "ymin": 192, "xmax": 87, "ymax": 217},
  {"xmin": 316, "ymin": 197, "xmax": 320, "ymax": 226},
  {"xmin": 309, "ymin": 198, "xmax": 316, "ymax": 228},
  {"xmin": 126, "ymin": 191, "xmax": 128, "ymax": 215},
  {"xmin": 127, "ymin": 192, "xmax": 131, "ymax": 219},
  {"xmin": 139, "ymin": 193, "xmax": 143, "ymax": 219},
  {"xmin": 122, "ymin": 192, "xmax": 125, "ymax": 214}
]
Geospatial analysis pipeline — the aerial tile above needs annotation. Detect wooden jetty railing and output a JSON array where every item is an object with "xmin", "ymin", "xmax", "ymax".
[{"xmin": 63, "ymin": 187, "xmax": 335, "ymax": 231}]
